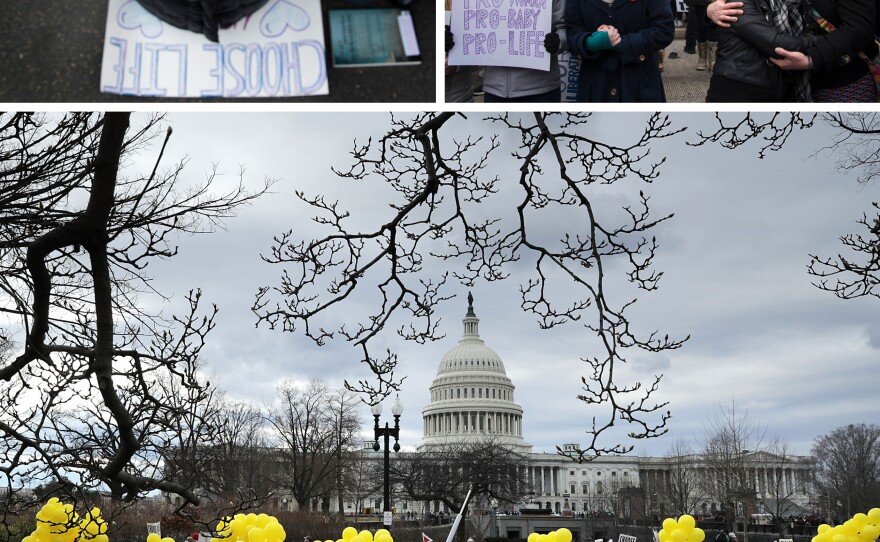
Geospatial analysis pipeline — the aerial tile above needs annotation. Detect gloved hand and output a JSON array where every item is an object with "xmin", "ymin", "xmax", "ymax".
[
  {"xmin": 585, "ymin": 31, "xmax": 612, "ymax": 51},
  {"xmin": 445, "ymin": 25, "xmax": 455, "ymax": 53},
  {"xmin": 544, "ymin": 31, "xmax": 561, "ymax": 54}
]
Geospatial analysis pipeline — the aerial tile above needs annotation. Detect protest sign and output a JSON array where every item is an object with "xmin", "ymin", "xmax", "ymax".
[
  {"xmin": 558, "ymin": 50, "xmax": 579, "ymax": 101},
  {"xmin": 447, "ymin": 0, "xmax": 552, "ymax": 71},
  {"xmin": 101, "ymin": 0, "xmax": 328, "ymax": 97}
]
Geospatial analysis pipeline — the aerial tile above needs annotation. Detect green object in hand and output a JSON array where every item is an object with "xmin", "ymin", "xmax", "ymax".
[{"xmin": 586, "ymin": 31, "xmax": 612, "ymax": 51}]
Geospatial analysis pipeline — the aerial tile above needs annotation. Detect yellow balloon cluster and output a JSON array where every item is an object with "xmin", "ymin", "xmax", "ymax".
[
  {"xmin": 527, "ymin": 527, "xmax": 574, "ymax": 542},
  {"xmin": 658, "ymin": 515, "xmax": 705, "ymax": 542},
  {"xmin": 812, "ymin": 508, "xmax": 880, "ymax": 542},
  {"xmin": 214, "ymin": 513, "xmax": 287, "ymax": 542},
  {"xmin": 23, "ymin": 498, "xmax": 108, "ymax": 542},
  {"xmin": 335, "ymin": 526, "xmax": 394, "ymax": 542}
]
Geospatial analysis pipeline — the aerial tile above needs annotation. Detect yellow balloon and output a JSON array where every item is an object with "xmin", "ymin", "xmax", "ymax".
[
  {"xmin": 557, "ymin": 528, "xmax": 573, "ymax": 542},
  {"xmin": 376, "ymin": 535, "xmax": 392, "ymax": 542},
  {"xmin": 679, "ymin": 516, "xmax": 696, "ymax": 531},
  {"xmin": 820, "ymin": 525, "xmax": 832, "ymax": 534},
  {"xmin": 671, "ymin": 529, "xmax": 687, "ymax": 542},
  {"xmin": 343, "ymin": 528, "xmax": 359, "ymax": 542},
  {"xmin": 692, "ymin": 528, "xmax": 705, "ymax": 542},
  {"xmin": 147, "ymin": 533, "xmax": 162, "ymax": 542},
  {"xmin": 265, "ymin": 522, "xmax": 286, "ymax": 542},
  {"xmin": 659, "ymin": 529, "xmax": 670, "ymax": 542},
  {"xmin": 360, "ymin": 531, "xmax": 374, "ymax": 542},
  {"xmin": 529, "ymin": 533, "xmax": 540, "ymax": 542},
  {"xmin": 664, "ymin": 519, "xmax": 679, "ymax": 532},
  {"xmin": 834, "ymin": 534, "xmax": 848, "ymax": 542},
  {"xmin": 375, "ymin": 530, "xmax": 390, "ymax": 539},
  {"xmin": 868, "ymin": 509, "xmax": 880, "ymax": 525},
  {"xmin": 546, "ymin": 532, "xmax": 559, "ymax": 542},
  {"xmin": 351, "ymin": 535, "xmax": 365, "ymax": 542},
  {"xmin": 860, "ymin": 525, "xmax": 879, "ymax": 540},
  {"xmin": 250, "ymin": 527, "xmax": 268, "ymax": 542},
  {"xmin": 162, "ymin": 538, "xmax": 176, "ymax": 542}
]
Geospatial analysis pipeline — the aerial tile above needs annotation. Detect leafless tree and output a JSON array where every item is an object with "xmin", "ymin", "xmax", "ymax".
[
  {"xmin": 266, "ymin": 379, "xmax": 362, "ymax": 511},
  {"xmin": 392, "ymin": 436, "xmax": 530, "ymax": 514},
  {"xmin": 0, "ymin": 112, "xmax": 271, "ymax": 529},
  {"xmin": 328, "ymin": 387, "xmax": 362, "ymax": 515},
  {"xmin": 253, "ymin": 112, "xmax": 689, "ymax": 458},
  {"xmin": 698, "ymin": 402, "xmax": 766, "ymax": 531},
  {"xmin": 811, "ymin": 423, "xmax": 880, "ymax": 520},
  {"xmin": 761, "ymin": 438, "xmax": 811, "ymax": 534},
  {"xmin": 691, "ymin": 112, "xmax": 880, "ymax": 301},
  {"xmin": 659, "ymin": 440, "xmax": 703, "ymax": 518},
  {"xmin": 163, "ymin": 396, "xmax": 277, "ymax": 510}
]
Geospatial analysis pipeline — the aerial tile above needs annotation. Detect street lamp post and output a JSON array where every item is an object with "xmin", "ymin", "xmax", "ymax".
[{"xmin": 372, "ymin": 395, "xmax": 403, "ymax": 529}]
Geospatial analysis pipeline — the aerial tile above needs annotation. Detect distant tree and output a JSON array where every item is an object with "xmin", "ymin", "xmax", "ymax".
[
  {"xmin": 327, "ymin": 388, "xmax": 362, "ymax": 516},
  {"xmin": 266, "ymin": 379, "xmax": 362, "ymax": 511},
  {"xmin": 698, "ymin": 402, "xmax": 766, "ymax": 531},
  {"xmin": 162, "ymin": 397, "xmax": 277, "ymax": 509},
  {"xmin": 659, "ymin": 440, "xmax": 703, "ymax": 518},
  {"xmin": 811, "ymin": 423, "xmax": 880, "ymax": 519},
  {"xmin": 392, "ymin": 436, "xmax": 529, "ymax": 513},
  {"xmin": 761, "ymin": 438, "xmax": 812, "ymax": 534},
  {"xmin": 0, "ymin": 112, "xmax": 270, "ymax": 528},
  {"xmin": 209, "ymin": 399, "xmax": 274, "ymax": 502},
  {"xmin": 253, "ymin": 112, "xmax": 689, "ymax": 458}
]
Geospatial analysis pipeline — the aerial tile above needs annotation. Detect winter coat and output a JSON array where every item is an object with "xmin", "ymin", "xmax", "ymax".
[
  {"xmin": 708, "ymin": 0, "xmax": 814, "ymax": 101},
  {"xmin": 565, "ymin": 0, "xmax": 674, "ymax": 102},
  {"xmin": 807, "ymin": 0, "xmax": 877, "ymax": 91},
  {"xmin": 482, "ymin": 0, "xmax": 569, "ymax": 99}
]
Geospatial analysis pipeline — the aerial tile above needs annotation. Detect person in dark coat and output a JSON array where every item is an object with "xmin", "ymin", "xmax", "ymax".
[
  {"xmin": 566, "ymin": 0, "xmax": 675, "ymax": 101},
  {"xmin": 703, "ymin": 0, "xmax": 814, "ymax": 101},
  {"xmin": 709, "ymin": 0, "xmax": 877, "ymax": 101}
]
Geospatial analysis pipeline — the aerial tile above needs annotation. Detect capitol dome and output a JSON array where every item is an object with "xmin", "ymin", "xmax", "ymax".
[{"xmin": 421, "ymin": 294, "xmax": 532, "ymax": 453}]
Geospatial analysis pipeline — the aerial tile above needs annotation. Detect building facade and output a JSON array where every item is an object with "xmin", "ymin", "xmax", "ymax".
[{"xmin": 271, "ymin": 296, "xmax": 814, "ymax": 526}]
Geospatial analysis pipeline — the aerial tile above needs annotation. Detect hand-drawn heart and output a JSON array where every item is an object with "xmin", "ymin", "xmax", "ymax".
[
  {"xmin": 118, "ymin": 0, "xmax": 164, "ymax": 38},
  {"xmin": 260, "ymin": 0, "xmax": 310, "ymax": 37}
]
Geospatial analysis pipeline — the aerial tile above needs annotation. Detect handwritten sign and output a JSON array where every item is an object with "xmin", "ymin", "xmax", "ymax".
[
  {"xmin": 101, "ymin": 0, "xmax": 328, "ymax": 97},
  {"xmin": 447, "ymin": 0, "xmax": 552, "ymax": 70}
]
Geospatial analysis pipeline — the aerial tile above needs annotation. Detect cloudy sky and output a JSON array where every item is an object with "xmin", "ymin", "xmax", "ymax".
[{"xmin": 119, "ymin": 112, "xmax": 877, "ymax": 459}]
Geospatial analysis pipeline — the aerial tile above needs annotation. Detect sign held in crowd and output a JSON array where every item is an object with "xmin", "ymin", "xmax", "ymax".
[{"xmin": 447, "ymin": 0, "xmax": 552, "ymax": 71}]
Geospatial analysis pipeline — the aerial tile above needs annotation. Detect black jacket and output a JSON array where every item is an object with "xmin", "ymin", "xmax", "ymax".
[
  {"xmin": 709, "ymin": 0, "xmax": 814, "ymax": 99},
  {"xmin": 807, "ymin": 0, "xmax": 877, "ymax": 90}
]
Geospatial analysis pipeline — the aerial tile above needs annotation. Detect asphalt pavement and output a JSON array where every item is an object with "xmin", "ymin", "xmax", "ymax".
[
  {"xmin": 0, "ymin": 0, "xmax": 435, "ymax": 102},
  {"xmin": 661, "ymin": 31, "xmax": 712, "ymax": 103}
]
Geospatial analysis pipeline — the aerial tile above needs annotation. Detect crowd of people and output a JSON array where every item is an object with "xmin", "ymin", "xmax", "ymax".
[{"xmin": 444, "ymin": 0, "xmax": 878, "ymax": 102}]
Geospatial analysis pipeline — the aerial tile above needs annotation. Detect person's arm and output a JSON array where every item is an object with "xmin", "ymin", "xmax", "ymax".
[
  {"xmin": 565, "ymin": 0, "xmax": 598, "ymax": 57},
  {"xmin": 550, "ymin": 0, "xmax": 568, "ymax": 53},
  {"xmin": 726, "ymin": 0, "xmax": 813, "ymax": 57},
  {"xmin": 805, "ymin": 0, "xmax": 875, "ymax": 72},
  {"xmin": 707, "ymin": 0, "xmax": 744, "ymax": 27}
]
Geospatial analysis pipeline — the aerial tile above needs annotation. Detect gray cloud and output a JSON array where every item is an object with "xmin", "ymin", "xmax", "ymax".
[{"xmin": 115, "ymin": 112, "xmax": 880, "ymax": 458}]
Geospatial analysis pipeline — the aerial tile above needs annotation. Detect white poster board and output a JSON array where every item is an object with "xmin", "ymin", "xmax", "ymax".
[
  {"xmin": 447, "ymin": 0, "xmax": 552, "ymax": 70},
  {"xmin": 101, "ymin": 0, "xmax": 328, "ymax": 97},
  {"xmin": 676, "ymin": 0, "xmax": 689, "ymax": 12}
]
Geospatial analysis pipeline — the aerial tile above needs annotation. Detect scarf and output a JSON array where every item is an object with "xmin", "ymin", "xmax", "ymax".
[{"xmin": 766, "ymin": 0, "xmax": 812, "ymax": 102}]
